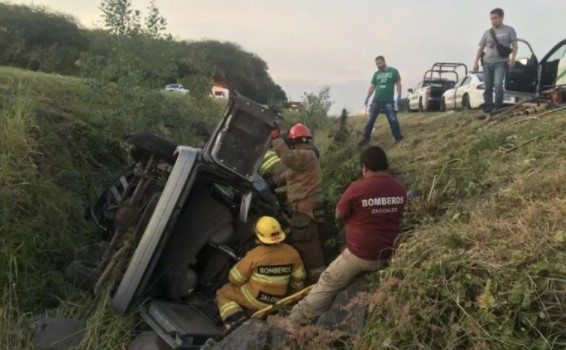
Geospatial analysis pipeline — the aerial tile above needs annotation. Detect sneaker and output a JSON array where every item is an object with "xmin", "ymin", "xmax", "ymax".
[{"xmin": 358, "ymin": 138, "xmax": 369, "ymax": 146}]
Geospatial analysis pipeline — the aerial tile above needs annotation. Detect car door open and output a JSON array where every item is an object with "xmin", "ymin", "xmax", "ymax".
[
  {"xmin": 539, "ymin": 39, "xmax": 566, "ymax": 92},
  {"xmin": 505, "ymin": 39, "xmax": 538, "ymax": 94}
]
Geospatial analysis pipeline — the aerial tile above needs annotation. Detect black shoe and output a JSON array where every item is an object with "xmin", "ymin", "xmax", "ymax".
[{"xmin": 223, "ymin": 311, "xmax": 248, "ymax": 333}]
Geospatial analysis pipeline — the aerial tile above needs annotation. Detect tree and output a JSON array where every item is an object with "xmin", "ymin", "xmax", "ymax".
[
  {"xmin": 79, "ymin": 0, "xmax": 175, "ymax": 88},
  {"xmin": 298, "ymin": 86, "xmax": 333, "ymax": 134},
  {"xmin": 144, "ymin": 1, "xmax": 168, "ymax": 39},
  {"xmin": 99, "ymin": 0, "xmax": 141, "ymax": 36},
  {"xmin": 99, "ymin": 0, "xmax": 167, "ymax": 39},
  {"xmin": 0, "ymin": 3, "xmax": 88, "ymax": 74},
  {"xmin": 330, "ymin": 108, "xmax": 351, "ymax": 146},
  {"xmin": 174, "ymin": 40, "xmax": 287, "ymax": 105},
  {"xmin": 0, "ymin": 2, "xmax": 287, "ymax": 106}
]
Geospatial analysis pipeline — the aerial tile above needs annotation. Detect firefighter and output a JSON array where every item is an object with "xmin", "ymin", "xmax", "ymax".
[
  {"xmin": 259, "ymin": 150, "xmax": 287, "ymax": 188},
  {"xmin": 216, "ymin": 216, "xmax": 306, "ymax": 332},
  {"xmin": 271, "ymin": 123, "xmax": 326, "ymax": 282}
]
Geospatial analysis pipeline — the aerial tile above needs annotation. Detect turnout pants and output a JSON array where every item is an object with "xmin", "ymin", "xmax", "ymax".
[
  {"xmin": 289, "ymin": 211, "xmax": 326, "ymax": 282},
  {"xmin": 216, "ymin": 284, "xmax": 269, "ymax": 322}
]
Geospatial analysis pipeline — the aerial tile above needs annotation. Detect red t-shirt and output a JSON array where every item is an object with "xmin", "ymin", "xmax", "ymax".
[{"xmin": 336, "ymin": 175, "xmax": 407, "ymax": 261}]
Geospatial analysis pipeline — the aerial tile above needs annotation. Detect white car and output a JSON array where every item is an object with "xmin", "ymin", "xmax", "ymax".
[
  {"xmin": 407, "ymin": 79, "xmax": 457, "ymax": 112},
  {"xmin": 407, "ymin": 63, "xmax": 467, "ymax": 112},
  {"xmin": 164, "ymin": 84, "xmax": 189, "ymax": 95},
  {"xmin": 441, "ymin": 73, "xmax": 516, "ymax": 111}
]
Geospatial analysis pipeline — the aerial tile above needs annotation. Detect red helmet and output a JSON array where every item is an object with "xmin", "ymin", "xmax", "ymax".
[{"xmin": 287, "ymin": 123, "xmax": 312, "ymax": 141}]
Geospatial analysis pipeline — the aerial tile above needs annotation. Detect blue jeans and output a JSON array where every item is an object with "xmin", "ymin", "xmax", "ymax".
[
  {"xmin": 363, "ymin": 101, "xmax": 403, "ymax": 141},
  {"xmin": 483, "ymin": 62, "xmax": 507, "ymax": 112}
]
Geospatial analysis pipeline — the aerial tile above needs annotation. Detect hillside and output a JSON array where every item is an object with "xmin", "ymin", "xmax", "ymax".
[
  {"xmin": 1, "ymin": 67, "xmax": 565, "ymax": 349},
  {"xmin": 316, "ymin": 108, "xmax": 566, "ymax": 349},
  {"xmin": 0, "ymin": 67, "xmax": 225, "ymax": 349}
]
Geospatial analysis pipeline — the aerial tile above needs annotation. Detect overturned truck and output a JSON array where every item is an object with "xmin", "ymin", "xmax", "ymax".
[{"xmin": 66, "ymin": 92, "xmax": 284, "ymax": 349}]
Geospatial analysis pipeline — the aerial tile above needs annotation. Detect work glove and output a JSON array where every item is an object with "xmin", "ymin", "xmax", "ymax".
[{"xmin": 267, "ymin": 180, "xmax": 277, "ymax": 192}]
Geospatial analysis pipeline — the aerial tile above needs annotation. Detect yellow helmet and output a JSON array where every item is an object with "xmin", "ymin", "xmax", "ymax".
[{"xmin": 254, "ymin": 216, "xmax": 286, "ymax": 244}]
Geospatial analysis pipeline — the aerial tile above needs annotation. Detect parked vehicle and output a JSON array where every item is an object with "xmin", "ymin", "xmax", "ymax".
[
  {"xmin": 164, "ymin": 83, "xmax": 190, "ymax": 95},
  {"xmin": 407, "ymin": 63, "xmax": 466, "ymax": 112},
  {"xmin": 211, "ymin": 85, "xmax": 230, "ymax": 99},
  {"xmin": 66, "ymin": 93, "xmax": 282, "ymax": 348},
  {"xmin": 440, "ymin": 72, "xmax": 517, "ymax": 111},
  {"xmin": 505, "ymin": 38, "xmax": 566, "ymax": 98}
]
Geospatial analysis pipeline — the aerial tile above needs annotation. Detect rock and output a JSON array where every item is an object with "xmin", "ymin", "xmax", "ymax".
[
  {"xmin": 211, "ymin": 276, "xmax": 369, "ymax": 349},
  {"xmin": 127, "ymin": 332, "xmax": 170, "ymax": 350},
  {"xmin": 33, "ymin": 317, "xmax": 86, "ymax": 350},
  {"xmin": 268, "ymin": 325, "xmax": 290, "ymax": 350},
  {"xmin": 213, "ymin": 319, "xmax": 269, "ymax": 350},
  {"xmin": 316, "ymin": 274, "xmax": 368, "ymax": 334},
  {"xmin": 213, "ymin": 319, "xmax": 285, "ymax": 350},
  {"xmin": 31, "ymin": 309, "xmax": 59, "ymax": 323}
]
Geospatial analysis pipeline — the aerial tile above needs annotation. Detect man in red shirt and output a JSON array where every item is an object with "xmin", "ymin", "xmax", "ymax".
[{"xmin": 285, "ymin": 146, "xmax": 406, "ymax": 327}]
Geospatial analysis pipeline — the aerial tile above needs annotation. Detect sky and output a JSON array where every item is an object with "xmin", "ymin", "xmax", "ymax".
[{"xmin": 6, "ymin": 0, "xmax": 566, "ymax": 115}]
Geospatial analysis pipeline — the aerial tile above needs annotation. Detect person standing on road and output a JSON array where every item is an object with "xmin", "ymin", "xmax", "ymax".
[
  {"xmin": 359, "ymin": 56, "xmax": 403, "ymax": 146},
  {"xmin": 271, "ymin": 123, "xmax": 326, "ymax": 283},
  {"xmin": 284, "ymin": 146, "xmax": 407, "ymax": 328},
  {"xmin": 472, "ymin": 8, "xmax": 518, "ymax": 113}
]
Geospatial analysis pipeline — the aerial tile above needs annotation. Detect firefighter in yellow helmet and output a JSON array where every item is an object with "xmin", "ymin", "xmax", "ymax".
[{"xmin": 216, "ymin": 216, "xmax": 306, "ymax": 332}]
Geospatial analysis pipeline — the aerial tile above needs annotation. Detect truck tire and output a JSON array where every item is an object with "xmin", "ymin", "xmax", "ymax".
[
  {"xmin": 126, "ymin": 131, "xmax": 178, "ymax": 163},
  {"xmin": 440, "ymin": 97, "xmax": 446, "ymax": 112},
  {"xmin": 462, "ymin": 94, "xmax": 471, "ymax": 110}
]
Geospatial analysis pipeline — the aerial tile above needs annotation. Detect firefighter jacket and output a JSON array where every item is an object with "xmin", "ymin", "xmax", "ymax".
[
  {"xmin": 228, "ymin": 243, "xmax": 306, "ymax": 307},
  {"xmin": 272, "ymin": 138, "xmax": 324, "ymax": 215},
  {"xmin": 259, "ymin": 150, "xmax": 287, "ymax": 184}
]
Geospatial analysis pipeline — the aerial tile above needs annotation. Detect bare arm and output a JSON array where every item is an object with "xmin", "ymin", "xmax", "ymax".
[
  {"xmin": 474, "ymin": 45, "xmax": 485, "ymax": 65},
  {"xmin": 396, "ymin": 81, "xmax": 402, "ymax": 97},
  {"xmin": 366, "ymin": 85, "xmax": 375, "ymax": 102}
]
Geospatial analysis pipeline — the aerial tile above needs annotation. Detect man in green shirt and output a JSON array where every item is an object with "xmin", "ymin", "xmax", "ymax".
[{"xmin": 359, "ymin": 56, "xmax": 403, "ymax": 146}]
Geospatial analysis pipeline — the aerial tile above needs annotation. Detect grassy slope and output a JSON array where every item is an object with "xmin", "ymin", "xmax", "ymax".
[
  {"xmin": 1, "ymin": 67, "xmax": 565, "ymax": 349},
  {"xmin": 348, "ymin": 110, "xmax": 566, "ymax": 349},
  {"xmin": 0, "ymin": 67, "xmax": 225, "ymax": 349}
]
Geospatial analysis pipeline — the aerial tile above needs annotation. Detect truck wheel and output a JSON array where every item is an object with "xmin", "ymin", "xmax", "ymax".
[
  {"xmin": 65, "ymin": 260, "xmax": 101, "ymax": 291},
  {"xmin": 462, "ymin": 95, "xmax": 471, "ymax": 110},
  {"xmin": 440, "ymin": 98, "xmax": 446, "ymax": 112},
  {"xmin": 126, "ymin": 131, "xmax": 178, "ymax": 163}
]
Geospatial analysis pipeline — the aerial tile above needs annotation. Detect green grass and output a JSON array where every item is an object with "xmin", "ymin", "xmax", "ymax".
[
  {"xmin": 345, "ymin": 110, "xmax": 566, "ymax": 349},
  {"xmin": 2, "ymin": 66, "xmax": 565, "ymax": 349},
  {"xmin": 0, "ymin": 67, "xmax": 225, "ymax": 349}
]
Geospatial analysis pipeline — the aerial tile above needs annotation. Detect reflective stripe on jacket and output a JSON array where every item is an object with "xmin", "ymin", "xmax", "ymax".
[
  {"xmin": 272, "ymin": 138, "xmax": 323, "ymax": 214},
  {"xmin": 228, "ymin": 243, "xmax": 306, "ymax": 306}
]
